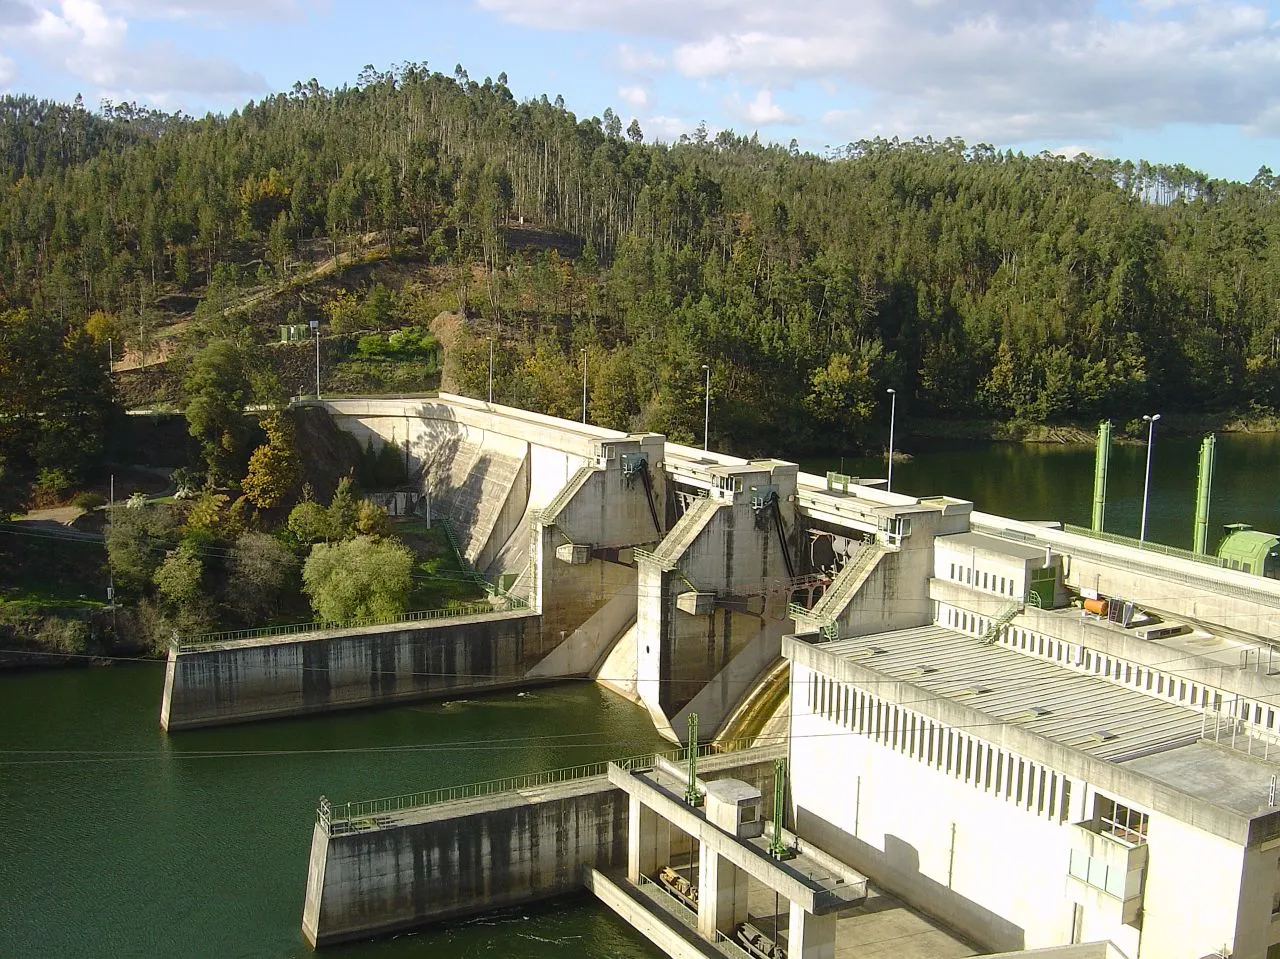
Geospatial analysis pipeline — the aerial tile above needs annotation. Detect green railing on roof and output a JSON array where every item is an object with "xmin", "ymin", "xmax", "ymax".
[
  {"xmin": 1061, "ymin": 524, "xmax": 1227, "ymax": 569},
  {"xmin": 317, "ymin": 737, "xmax": 769, "ymax": 837},
  {"xmin": 173, "ymin": 599, "xmax": 523, "ymax": 651}
]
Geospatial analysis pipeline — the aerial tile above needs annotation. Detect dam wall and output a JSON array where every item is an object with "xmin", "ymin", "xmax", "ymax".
[
  {"xmin": 161, "ymin": 609, "xmax": 541, "ymax": 731},
  {"xmin": 302, "ymin": 747, "xmax": 783, "ymax": 948}
]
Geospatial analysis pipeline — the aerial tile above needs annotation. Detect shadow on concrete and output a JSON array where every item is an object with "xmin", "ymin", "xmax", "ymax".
[{"xmin": 795, "ymin": 807, "xmax": 1025, "ymax": 953}]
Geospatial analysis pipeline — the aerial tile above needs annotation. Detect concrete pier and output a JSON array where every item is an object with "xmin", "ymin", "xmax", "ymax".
[
  {"xmin": 301, "ymin": 747, "xmax": 783, "ymax": 947},
  {"xmin": 161, "ymin": 609, "xmax": 540, "ymax": 730}
]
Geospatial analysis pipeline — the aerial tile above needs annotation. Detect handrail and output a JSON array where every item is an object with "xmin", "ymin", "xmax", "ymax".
[
  {"xmin": 974, "ymin": 519, "xmax": 1280, "ymax": 611},
  {"xmin": 173, "ymin": 599, "xmax": 521, "ymax": 651},
  {"xmin": 318, "ymin": 737, "xmax": 763, "ymax": 836},
  {"xmin": 1061, "ymin": 524, "xmax": 1227, "ymax": 569}
]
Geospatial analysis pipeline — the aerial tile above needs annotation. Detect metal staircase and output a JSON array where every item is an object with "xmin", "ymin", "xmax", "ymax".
[
  {"xmin": 789, "ymin": 541, "xmax": 884, "ymax": 641},
  {"xmin": 980, "ymin": 600, "xmax": 1023, "ymax": 645}
]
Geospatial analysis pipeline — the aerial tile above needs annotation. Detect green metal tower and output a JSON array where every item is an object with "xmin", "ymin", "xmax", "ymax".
[
  {"xmin": 684, "ymin": 713, "xmax": 701, "ymax": 806},
  {"xmin": 768, "ymin": 758, "xmax": 789, "ymax": 859},
  {"xmin": 1193, "ymin": 433, "xmax": 1217, "ymax": 554},
  {"xmin": 1092, "ymin": 420, "xmax": 1112, "ymax": 533}
]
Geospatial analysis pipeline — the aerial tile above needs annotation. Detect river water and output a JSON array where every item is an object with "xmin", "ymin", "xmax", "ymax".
[{"xmin": 2, "ymin": 432, "xmax": 1277, "ymax": 958}]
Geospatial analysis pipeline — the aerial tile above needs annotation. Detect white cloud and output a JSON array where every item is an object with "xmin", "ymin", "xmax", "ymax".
[
  {"xmin": 111, "ymin": 0, "xmax": 306, "ymax": 21},
  {"xmin": 1052, "ymin": 144, "xmax": 1112, "ymax": 160},
  {"xmin": 730, "ymin": 88, "xmax": 794, "ymax": 126},
  {"xmin": 0, "ymin": 52, "xmax": 15, "ymax": 85},
  {"xmin": 617, "ymin": 84, "xmax": 648, "ymax": 108},
  {"xmin": 617, "ymin": 42, "xmax": 665, "ymax": 72},
  {"xmin": 474, "ymin": 0, "xmax": 1280, "ymax": 144},
  {"xmin": 644, "ymin": 114, "xmax": 692, "ymax": 141},
  {"xmin": 1, "ymin": 0, "xmax": 267, "ymax": 100}
]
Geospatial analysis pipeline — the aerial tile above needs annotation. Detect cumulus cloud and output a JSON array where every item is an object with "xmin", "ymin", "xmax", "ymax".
[
  {"xmin": 0, "ymin": 0, "xmax": 37, "ymax": 27},
  {"xmin": 729, "ymin": 88, "xmax": 794, "ymax": 126},
  {"xmin": 2, "ymin": 0, "xmax": 267, "ymax": 99},
  {"xmin": 474, "ymin": 0, "xmax": 1280, "ymax": 143},
  {"xmin": 618, "ymin": 84, "xmax": 648, "ymax": 108},
  {"xmin": 112, "ymin": 0, "xmax": 305, "ymax": 18},
  {"xmin": 644, "ymin": 114, "xmax": 693, "ymax": 141},
  {"xmin": 617, "ymin": 42, "xmax": 665, "ymax": 72},
  {"xmin": 1052, "ymin": 144, "xmax": 1112, "ymax": 160}
]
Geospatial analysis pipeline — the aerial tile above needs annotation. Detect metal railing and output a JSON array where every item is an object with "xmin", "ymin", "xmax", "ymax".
[
  {"xmin": 174, "ymin": 599, "xmax": 519, "ymax": 651},
  {"xmin": 975, "ymin": 520, "xmax": 1280, "ymax": 611},
  {"xmin": 1062, "ymin": 524, "xmax": 1227, "ymax": 569},
  {"xmin": 981, "ymin": 600, "xmax": 1024, "ymax": 645},
  {"xmin": 318, "ymin": 738, "xmax": 761, "ymax": 836}
]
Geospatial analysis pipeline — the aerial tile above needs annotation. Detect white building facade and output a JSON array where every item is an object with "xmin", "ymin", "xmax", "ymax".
[{"xmin": 785, "ymin": 529, "xmax": 1280, "ymax": 959}]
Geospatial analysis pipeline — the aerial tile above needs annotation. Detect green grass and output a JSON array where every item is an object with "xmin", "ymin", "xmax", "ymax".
[
  {"xmin": 0, "ymin": 537, "xmax": 109, "ymax": 610},
  {"xmin": 395, "ymin": 520, "xmax": 488, "ymax": 610}
]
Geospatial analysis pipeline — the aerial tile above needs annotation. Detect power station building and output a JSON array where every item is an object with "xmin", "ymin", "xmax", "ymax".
[{"xmin": 785, "ymin": 518, "xmax": 1280, "ymax": 959}]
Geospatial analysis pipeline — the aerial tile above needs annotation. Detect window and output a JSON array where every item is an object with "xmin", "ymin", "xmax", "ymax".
[{"xmin": 1095, "ymin": 796, "xmax": 1149, "ymax": 843}]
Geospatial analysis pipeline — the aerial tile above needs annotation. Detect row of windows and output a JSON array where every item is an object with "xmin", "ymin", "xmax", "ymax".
[
  {"xmin": 939, "ymin": 603, "xmax": 1280, "ymax": 736},
  {"xmin": 944, "ymin": 560, "xmax": 1018, "ymax": 597},
  {"xmin": 807, "ymin": 670, "xmax": 1072, "ymax": 823}
]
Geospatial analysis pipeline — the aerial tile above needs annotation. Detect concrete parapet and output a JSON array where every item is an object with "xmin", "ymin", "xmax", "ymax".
[
  {"xmin": 301, "ymin": 746, "xmax": 785, "ymax": 948},
  {"xmin": 302, "ymin": 778, "xmax": 628, "ymax": 948},
  {"xmin": 161, "ymin": 610, "xmax": 541, "ymax": 730}
]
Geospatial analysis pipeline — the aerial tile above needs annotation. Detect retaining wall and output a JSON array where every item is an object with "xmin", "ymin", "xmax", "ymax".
[
  {"xmin": 161, "ymin": 610, "xmax": 541, "ymax": 730},
  {"xmin": 301, "ymin": 748, "xmax": 783, "ymax": 948}
]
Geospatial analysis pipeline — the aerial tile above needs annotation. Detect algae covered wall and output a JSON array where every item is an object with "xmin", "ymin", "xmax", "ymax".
[
  {"xmin": 161, "ymin": 611, "xmax": 541, "ymax": 730},
  {"xmin": 302, "ymin": 782, "xmax": 628, "ymax": 947}
]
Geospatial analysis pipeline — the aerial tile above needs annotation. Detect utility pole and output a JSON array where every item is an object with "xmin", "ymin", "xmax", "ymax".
[
  {"xmin": 886, "ymin": 388, "xmax": 897, "ymax": 492},
  {"xmin": 310, "ymin": 320, "xmax": 321, "ymax": 399},
  {"xmin": 1140, "ymin": 413, "xmax": 1161, "ymax": 544},
  {"xmin": 702, "ymin": 364, "xmax": 711, "ymax": 452}
]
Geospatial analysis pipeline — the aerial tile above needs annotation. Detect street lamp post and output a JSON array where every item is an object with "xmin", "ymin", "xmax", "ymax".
[
  {"xmin": 581, "ymin": 349, "xmax": 588, "ymax": 424},
  {"xmin": 309, "ymin": 320, "xmax": 321, "ymax": 399},
  {"xmin": 886, "ymin": 388, "xmax": 897, "ymax": 492},
  {"xmin": 702, "ymin": 364, "xmax": 711, "ymax": 452},
  {"xmin": 488, "ymin": 336, "xmax": 494, "ymax": 404},
  {"xmin": 1140, "ymin": 413, "xmax": 1161, "ymax": 543}
]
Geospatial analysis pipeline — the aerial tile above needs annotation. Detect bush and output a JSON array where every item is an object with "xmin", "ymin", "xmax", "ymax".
[
  {"xmin": 301, "ymin": 535, "xmax": 413, "ymax": 623},
  {"xmin": 35, "ymin": 467, "xmax": 73, "ymax": 500},
  {"xmin": 72, "ymin": 491, "xmax": 107, "ymax": 511}
]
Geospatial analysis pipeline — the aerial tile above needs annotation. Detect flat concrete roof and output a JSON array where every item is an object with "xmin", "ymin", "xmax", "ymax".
[
  {"xmin": 814, "ymin": 625, "xmax": 1280, "ymax": 817},
  {"xmin": 609, "ymin": 763, "xmax": 868, "ymax": 914},
  {"xmin": 1123, "ymin": 742, "xmax": 1280, "ymax": 819},
  {"xmin": 938, "ymin": 530, "xmax": 1049, "ymax": 562}
]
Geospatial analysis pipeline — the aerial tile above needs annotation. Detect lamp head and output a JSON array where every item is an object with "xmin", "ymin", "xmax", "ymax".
[{"xmin": 886, "ymin": 388, "xmax": 896, "ymax": 395}]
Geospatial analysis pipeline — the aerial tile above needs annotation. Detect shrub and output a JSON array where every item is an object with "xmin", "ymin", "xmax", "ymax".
[
  {"xmin": 301, "ymin": 535, "xmax": 413, "ymax": 623},
  {"xmin": 72, "ymin": 491, "xmax": 107, "ymax": 511}
]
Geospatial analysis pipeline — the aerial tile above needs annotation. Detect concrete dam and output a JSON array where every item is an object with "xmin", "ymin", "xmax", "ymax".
[
  {"xmin": 163, "ymin": 392, "xmax": 967, "ymax": 739},
  {"xmin": 153, "ymin": 393, "xmax": 1280, "ymax": 957}
]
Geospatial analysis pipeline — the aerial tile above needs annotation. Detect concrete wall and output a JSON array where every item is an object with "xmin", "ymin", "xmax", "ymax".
[
  {"xmin": 789, "ymin": 659, "xmax": 1071, "ymax": 953},
  {"xmin": 302, "ymin": 748, "xmax": 784, "ymax": 948},
  {"xmin": 1139, "ymin": 811, "xmax": 1244, "ymax": 959},
  {"xmin": 789, "ymin": 648, "xmax": 1270, "ymax": 959},
  {"xmin": 638, "ymin": 463, "xmax": 804, "ymax": 741},
  {"xmin": 302, "ymin": 781, "xmax": 629, "ymax": 947},
  {"xmin": 161, "ymin": 611, "xmax": 540, "ymax": 730}
]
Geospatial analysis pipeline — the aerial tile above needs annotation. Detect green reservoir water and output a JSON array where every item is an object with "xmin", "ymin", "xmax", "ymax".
[
  {"xmin": 805, "ymin": 431, "xmax": 1280, "ymax": 552},
  {"xmin": 2, "ymin": 432, "xmax": 1278, "ymax": 958},
  {"xmin": 0, "ymin": 670, "xmax": 668, "ymax": 959}
]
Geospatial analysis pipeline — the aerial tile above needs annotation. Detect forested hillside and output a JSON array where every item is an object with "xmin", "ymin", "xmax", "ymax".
[{"xmin": 2, "ymin": 62, "xmax": 1279, "ymax": 501}]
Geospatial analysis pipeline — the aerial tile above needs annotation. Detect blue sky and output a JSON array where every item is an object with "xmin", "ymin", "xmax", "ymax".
[{"xmin": 0, "ymin": 0, "xmax": 1277, "ymax": 182}]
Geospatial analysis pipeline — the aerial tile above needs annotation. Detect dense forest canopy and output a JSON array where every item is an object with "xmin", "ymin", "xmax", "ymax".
[{"xmin": 1, "ymin": 62, "xmax": 1278, "ymax": 490}]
